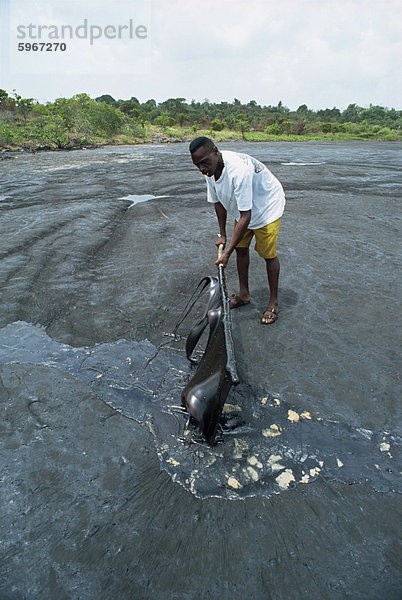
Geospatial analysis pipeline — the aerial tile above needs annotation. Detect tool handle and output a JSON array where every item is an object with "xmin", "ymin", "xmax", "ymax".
[{"xmin": 218, "ymin": 243, "xmax": 224, "ymax": 259}]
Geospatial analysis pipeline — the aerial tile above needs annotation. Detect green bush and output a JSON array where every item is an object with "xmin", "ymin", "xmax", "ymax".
[
  {"xmin": 41, "ymin": 116, "xmax": 71, "ymax": 148},
  {"xmin": 89, "ymin": 102, "xmax": 124, "ymax": 134},
  {"xmin": 211, "ymin": 118, "xmax": 225, "ymax": 131},
  {"xmin": 265, "ymin": 123, "xmax": 282, "ymax": 135},
  {"xmin": 279, "ymin": 120, "xmax": 292, "ymax": 134},
  {"xmin": 0, "ymin": 122, "xmax": 18, "ymax": 145},
  {"xmin": 154, "ymin": 113, "xmax": 175, "ymax": 127}
]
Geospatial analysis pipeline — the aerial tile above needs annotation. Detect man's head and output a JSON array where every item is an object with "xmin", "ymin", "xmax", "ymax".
[{"xmin": 189, "ymin": 136, "xmax": 222, "ymax": 178}]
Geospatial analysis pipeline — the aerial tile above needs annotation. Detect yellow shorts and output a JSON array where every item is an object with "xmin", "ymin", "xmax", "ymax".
[{"xmin": 234, "ymin": 217, "xmax": 281, "ymax": 259}]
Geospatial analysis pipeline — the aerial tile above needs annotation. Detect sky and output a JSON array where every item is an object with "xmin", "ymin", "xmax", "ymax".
[{"xmin": 0, "ymin": 0, "xmax": 401, "ymax": 110}]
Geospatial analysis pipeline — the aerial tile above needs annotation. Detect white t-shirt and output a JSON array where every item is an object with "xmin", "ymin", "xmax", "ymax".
[{"xmin": 206, "ymin": 150, "xmax": 285, "ymax": 229}]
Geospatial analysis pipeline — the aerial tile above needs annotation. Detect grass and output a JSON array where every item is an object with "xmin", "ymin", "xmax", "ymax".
[
  {"xmin": 1, "ymin": 124, "xmax": 400, "ymax": 152},
  {"xmin": 160, "ymin": 127, "xmax": 401, "ymax": 143}
]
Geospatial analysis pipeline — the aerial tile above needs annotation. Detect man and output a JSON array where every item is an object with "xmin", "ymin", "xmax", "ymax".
[{"xmin": 189, "ymin": 136, "xmax": 285, "ymax": 324}]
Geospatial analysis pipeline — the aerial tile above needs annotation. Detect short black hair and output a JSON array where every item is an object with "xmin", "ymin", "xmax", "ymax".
[{"xmin": 189, "ymin": 136, "xmax": 216, "ymax": 154}]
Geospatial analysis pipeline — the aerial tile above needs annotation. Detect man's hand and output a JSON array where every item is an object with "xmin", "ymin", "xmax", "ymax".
[
  {"xmin": 215, "ymin": 234, "xmax": 227, "ymax": 248},
  {"xmin": 215, "ymin": 251, "xmax": 230, "ymax": 268}
]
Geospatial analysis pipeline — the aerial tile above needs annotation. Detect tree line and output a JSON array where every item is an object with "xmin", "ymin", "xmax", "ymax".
[
  {"xmin": 0, "ymin": 89, "xmax": 400, "ymax": 150},
  {"xmin": 104, "ymin": 94, "xmax": 401, "ymax": 135}
]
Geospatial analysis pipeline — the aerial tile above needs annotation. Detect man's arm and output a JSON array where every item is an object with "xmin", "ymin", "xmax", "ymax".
[
  {"xmin": 214, "ymin": 202, "xmax": 227, "ymax": 248},
  {"xmin": 215, "ymin": 209, "xmax": 251, "ymax": 267}
]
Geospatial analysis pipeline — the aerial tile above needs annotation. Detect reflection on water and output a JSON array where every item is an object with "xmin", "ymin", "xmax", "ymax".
[{"xmin": 118, "ymin": 194, "xmax": 169, "ymax": 208}]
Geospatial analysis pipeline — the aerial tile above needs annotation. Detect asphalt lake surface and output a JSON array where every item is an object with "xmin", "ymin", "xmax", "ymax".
[{"xmin": 0, "ymin": 142, "xmax": 401, "ymax": 599}]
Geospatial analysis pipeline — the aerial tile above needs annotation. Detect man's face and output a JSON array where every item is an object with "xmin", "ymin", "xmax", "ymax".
[{"xmin": 191, "ymin": 145, "xmax": 220, "ymax": 177}]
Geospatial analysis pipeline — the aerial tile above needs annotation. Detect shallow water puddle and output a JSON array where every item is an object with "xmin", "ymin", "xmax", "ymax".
[
  {"xmin": 118, "ymin": 194, "xmax": 168, "ymax": 208},
  {"xmin": 0, "ymin": 321, "xmax": 400, "ymax": 501}
]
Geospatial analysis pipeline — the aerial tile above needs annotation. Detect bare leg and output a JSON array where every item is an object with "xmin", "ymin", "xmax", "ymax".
[
  {"xmin": 230, "ymin": 247, "xmax": 251, "ymax": 307},
  {"xmin": 236, "ymin": 247, "xmax": 250, "ymax": 297},
  {"xmin": 261, "ymin": 256, "xmax": 280, "ymax": 323}
]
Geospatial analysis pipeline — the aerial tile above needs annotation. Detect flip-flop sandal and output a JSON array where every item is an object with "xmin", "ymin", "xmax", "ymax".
[
  {"xmin": 261, "ymin": 306, "xmax": 278, "ymax": 324},
  {"xmin": 229, "ymin": 294, "xmax": 251, "ymax": 309}
]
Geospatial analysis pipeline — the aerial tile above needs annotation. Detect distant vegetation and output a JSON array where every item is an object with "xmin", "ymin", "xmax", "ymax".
[{"xmin": 0, "ymin": 89, "xmax": 401, "ymax": 151}]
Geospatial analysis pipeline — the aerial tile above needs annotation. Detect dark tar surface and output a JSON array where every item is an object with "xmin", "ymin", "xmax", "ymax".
[{"xmin": 0, "ymin": 142, "xmax": 401, "ymax": 599}]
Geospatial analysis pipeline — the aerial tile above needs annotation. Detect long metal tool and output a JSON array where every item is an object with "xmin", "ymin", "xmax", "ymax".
[{"xmin": 217, "ymin": 243, "xmax": 239, "ymax": 384}]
